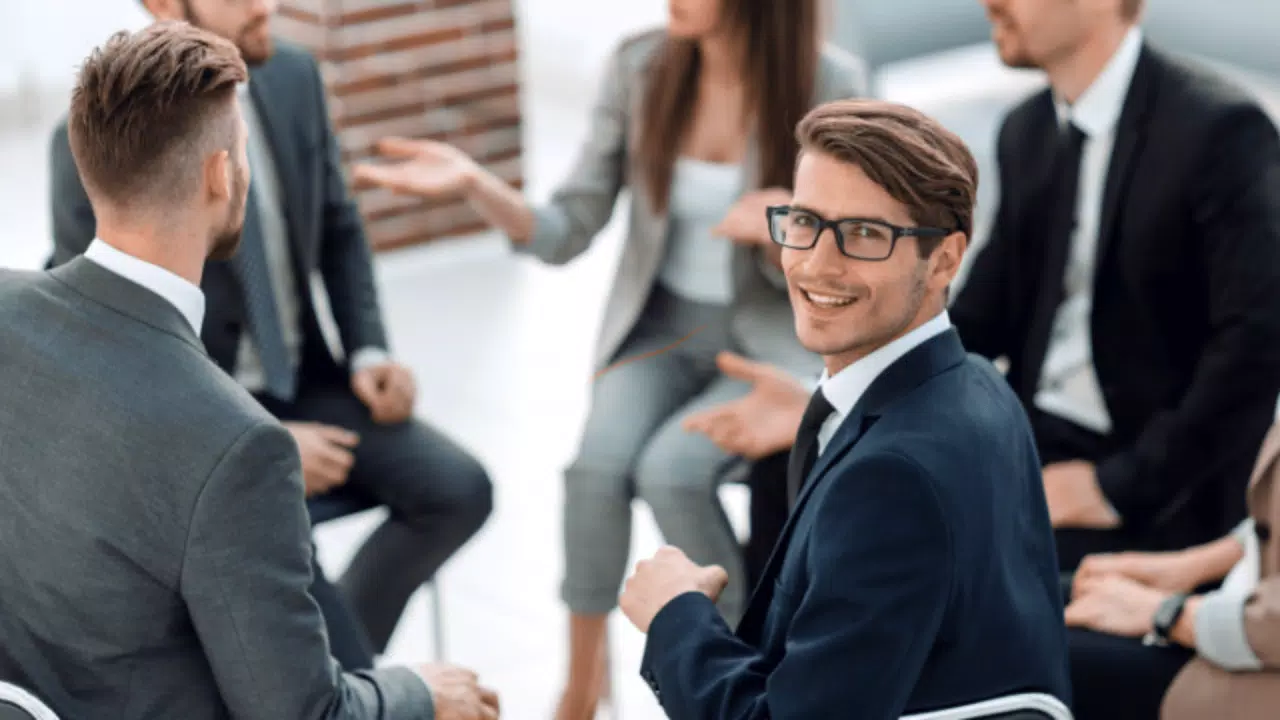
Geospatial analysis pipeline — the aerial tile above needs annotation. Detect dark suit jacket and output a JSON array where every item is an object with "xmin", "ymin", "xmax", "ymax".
[
  {"xmin": 639, "ymin": 330, "xmax": 1071, "ymax": 719},
  {"xmin": 0, "ymin": 261, "xmax": 429, "ymax": 719},
  {"xmin": 49, "ymin": 40, "xmax": 386, "ymax": 380},
  {"xmin": 952, "ymin": 43, "xmax": 1280, "ymax": 550}
]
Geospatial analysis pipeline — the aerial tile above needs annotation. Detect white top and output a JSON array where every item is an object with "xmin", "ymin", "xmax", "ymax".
[
  {"xmin": 657, "ymin": 157, "xmax": 743, "ymax": 306},
  {"xmin": 84, "ymin": 238, "xmax": 206, "ymax": 333},
  {"xmin": 1034, "ymin": 26, "xmax": 1144, "ymax": 435},
  {"xmin": 815, "ymin": 310, "xmax": 954, "ymax": 454}
]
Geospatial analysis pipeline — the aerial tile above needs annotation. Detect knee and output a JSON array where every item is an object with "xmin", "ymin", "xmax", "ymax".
[
  {"xmin": 633, "ymin": 435, "xmax": 721, "ymax": 505},
  {"xmin": 449, "ymin": 459, "xmax": 494, "ymax": 534},
  {"xmin": 563, "ymin": 448, "xmax": 634, "ymax": 504},
  {"xmin": 400, "ymin": 454, "xmax": 493, "ymax": 537}
]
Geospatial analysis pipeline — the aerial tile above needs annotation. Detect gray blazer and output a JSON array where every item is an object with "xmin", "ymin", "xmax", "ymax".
[
  {"xmin": 517, "ymin": 30, "xmax": 867, "ymax": 374},
  {"xmin": 0, "ymin": 260, "xmax": 431, "ymax": 719}
]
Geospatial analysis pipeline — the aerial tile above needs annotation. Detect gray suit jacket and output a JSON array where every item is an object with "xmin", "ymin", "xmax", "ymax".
[
  {"xmin": 0, "ymin": 260, "xmax": 432, "ymax": 719},
  {"xmin": 517, "ymin": 29, "xmax": 867, "ymax": 375}
]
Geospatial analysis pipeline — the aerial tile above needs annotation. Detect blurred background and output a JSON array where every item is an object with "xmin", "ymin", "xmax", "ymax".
[{"xmin": 2, "ymin": 1, "xmax": 1278, "ymax": 717}]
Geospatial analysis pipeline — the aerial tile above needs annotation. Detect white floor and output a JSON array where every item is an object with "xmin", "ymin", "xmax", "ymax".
[{"xmin": 0, "ymin": 6, "xmax": 1059, "ymax": 717}]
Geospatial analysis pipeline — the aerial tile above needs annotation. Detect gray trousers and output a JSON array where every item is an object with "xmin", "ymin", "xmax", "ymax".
[{"xmin": 562, "ymin": 286, "xmax": 750, "ymax": 622}]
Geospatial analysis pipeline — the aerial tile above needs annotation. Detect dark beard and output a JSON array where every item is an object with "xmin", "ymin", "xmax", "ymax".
[
  {"xmin": 181, "ymin": 0, "xmax": 273, "ymax": 67},
  {"xmin": 208, "ymin": 227, "xmax": 243, "ymax": 262}
]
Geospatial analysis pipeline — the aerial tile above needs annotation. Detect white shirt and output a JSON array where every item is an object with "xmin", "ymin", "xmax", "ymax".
[
  {"xmin": 84, "ymin": 238, "xmax": 206, "ymax": 334},
  {"xmin": 815, "ymin": 310, "xmax": 953, "ymax": 454},
  {"xmin": 1034, "ymin": 27, "xmax": 1144, "ymax": 435}
]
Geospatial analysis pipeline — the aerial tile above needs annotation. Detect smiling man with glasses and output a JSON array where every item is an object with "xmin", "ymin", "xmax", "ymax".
[{"xmin": 624, "ymin": 98, "xmax": 1070, "ymax": 719}]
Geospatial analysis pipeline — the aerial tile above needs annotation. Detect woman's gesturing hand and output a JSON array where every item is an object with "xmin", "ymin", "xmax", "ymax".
[{"xmin": 352, "ymin": 137, "xmax": 479, "ymax": 198}]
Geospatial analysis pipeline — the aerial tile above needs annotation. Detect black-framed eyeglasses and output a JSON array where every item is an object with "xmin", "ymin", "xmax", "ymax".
[{"xmin": 766, "ymin": 205, "xmax": 953, "ymax": 261}]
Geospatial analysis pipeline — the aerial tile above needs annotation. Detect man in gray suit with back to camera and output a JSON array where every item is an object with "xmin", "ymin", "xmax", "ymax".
[{"xmin": 0, "ymin": 22, "xmax": 498, "ymax": 720}]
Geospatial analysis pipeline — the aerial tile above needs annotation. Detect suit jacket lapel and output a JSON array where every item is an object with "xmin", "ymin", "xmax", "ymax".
[
  {"xmin": 737, "ymin": 330, "xmax": 968, "ymax": 640},
  {"xmin": 1094, "ymin": 43, "xmax": 1157, "ymax": 267},
  {"xmin": 247, "ymin": 69, "xmax": 310, "ymax": 272}
]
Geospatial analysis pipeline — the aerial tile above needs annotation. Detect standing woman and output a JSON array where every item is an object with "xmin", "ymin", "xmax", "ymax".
[{"xmin": 354, "ymin": 0, "xmax": 864, "ymax": 716}]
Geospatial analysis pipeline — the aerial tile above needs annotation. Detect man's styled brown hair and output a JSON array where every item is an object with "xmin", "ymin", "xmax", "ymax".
[
  {"xmin": 67, "ymin": 21, "xmax": 247, "ymax": 210},
  {"xmin": 636, "ymin": 0, "xmax": 820, "ymax": 213},
  {"xmin": 796, "ymin": 99, "xmax": 978, "ymax": 258}
]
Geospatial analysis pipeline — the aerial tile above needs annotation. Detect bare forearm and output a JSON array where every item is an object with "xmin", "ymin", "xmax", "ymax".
[{"xmin": 462, "ymin": 163, "xmax": 536, "ymax": 244}]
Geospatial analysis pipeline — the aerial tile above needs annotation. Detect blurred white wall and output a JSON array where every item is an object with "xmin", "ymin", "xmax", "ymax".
[{"xmin": 0, "ymin": 0, "xmax": 149, "ymax": 95}]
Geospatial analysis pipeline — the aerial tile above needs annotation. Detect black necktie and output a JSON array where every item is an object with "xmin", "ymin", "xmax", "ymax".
[
  {"xmin": 786, "ymin": 390, "xmax": 835, "ymax": 508},
  {"xmin": 1044, "ymin": 122, "xmax": 1088, "ymax": 297},
  {"xmin": 1030, "ymin": 122, "xmax": 1088, "ymax": 379}
]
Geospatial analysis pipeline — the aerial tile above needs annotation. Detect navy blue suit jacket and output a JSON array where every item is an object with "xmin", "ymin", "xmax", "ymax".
[{"xmin": 639, "ymin": 330, "xmax": 1071, "ymax": 719}]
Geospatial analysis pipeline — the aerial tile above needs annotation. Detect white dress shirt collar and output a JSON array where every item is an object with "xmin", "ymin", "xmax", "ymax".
[
  {"xmin": 84, "ymin": 238, "xmax": 206, "ymax": 333},
  {"xmin": 1055, "ymin": 26, "xmax": 1144, "ymax": 137},
  {"xmin": 819, "ymin": 309, "xmax": 953, "ymax": 419}
]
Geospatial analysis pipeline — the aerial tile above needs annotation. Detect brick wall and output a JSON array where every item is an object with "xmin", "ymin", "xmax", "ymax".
[{"xmin": 276, "ymin": 0, "xmax": 523, "ymax": 251}]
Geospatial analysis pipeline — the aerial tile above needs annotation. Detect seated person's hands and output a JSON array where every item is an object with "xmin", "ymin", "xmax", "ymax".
[
  {"xmin": 1064, "ymin": 573, "xmax": 1166, "ymax": 639},
  {"xmin": 621, "ymin": 546, "xmax": 729, "ymax": 633},
  {"xmin": 416, "ymin": 663, "xmax": 500, "ymax": 720},
  {"xmin": 283, "ymin": 422, "xmax": 359, "ymax": 497},
  {"xmin": 713, "ymin": 187, "xmax": 792, "ymax": 247},
  {"xmin": 352, "ymin": 137, "xmax": 479, "ymax": 198},
  {"xmin": 682, "ymin": 352, "xmax": 809, "ymax": 459},
  {"xmin": 1075, "ymin": 550, "xmax": 1203, "ymax": 595},
  {"xmin": 1042, "ymin": 460, "xmax": 1121, "ymax": 529},
  {"xmin": 352, "ymin": 360, "xmax": 417, "ymax": 425}
]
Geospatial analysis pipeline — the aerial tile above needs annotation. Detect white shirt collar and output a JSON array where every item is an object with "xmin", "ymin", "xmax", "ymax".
[
  {"xmin": 818, "ymin": 310, "xmax": 953, "ymax": 418},
  {"xmin": 84, "ymin": 238, "xmax": 206, "ymax": 333},
  {"xmin": 1054, "ymin": 26, "xmax": 1144, "ymax": 137}
]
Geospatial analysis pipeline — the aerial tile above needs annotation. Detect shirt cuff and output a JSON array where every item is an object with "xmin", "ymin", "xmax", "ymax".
[
  {"xmin": 1195, "ymin": 589, "xmax": 1264, "ymax": 671},
  {"xmin": 350, "ymin": 347, "xmax": 391, "ymax": 374}
]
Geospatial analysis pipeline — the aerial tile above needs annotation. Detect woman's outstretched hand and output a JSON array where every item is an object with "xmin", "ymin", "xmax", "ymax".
[{"xmin": 352, "ymin": 137, "xmax": 479, "ymax": 197}]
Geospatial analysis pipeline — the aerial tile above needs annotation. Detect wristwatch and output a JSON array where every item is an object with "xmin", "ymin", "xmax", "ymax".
[{"xmin": 1143, "ymin": 593, "xmax": 1190, "ymax": 647}]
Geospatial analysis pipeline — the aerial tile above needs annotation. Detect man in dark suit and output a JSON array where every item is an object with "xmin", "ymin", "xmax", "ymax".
[
  {"xmin": 693, "ymin": 0, "xmax": 1280, "ymax": 581},
  {"xmin": 0, "ymin": 22, "xmax": 496, "ymax": 719},
  {"xmin": 959, "ymin": 0, "xmax": 1280, "ymax": 570},
  {"xmin": 49, "ymin": 0, "xmax": 494, "ymax": 668},
  {"xmin": 620, "ymin": 99, "xmax": 1071, "ymax": 719}
]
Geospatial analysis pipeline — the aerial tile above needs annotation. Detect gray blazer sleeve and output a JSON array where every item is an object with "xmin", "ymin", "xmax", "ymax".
[
  {"xmin": 48, "ymin": 120, "xmax": 97, "ymax": 267},
  {"xmin": 181, "ymin": 422, "xmax": 434, "ymax": 720},
  {"xmin": 515, "ymin": 37, "xmax": 639, "ymax": 265}
]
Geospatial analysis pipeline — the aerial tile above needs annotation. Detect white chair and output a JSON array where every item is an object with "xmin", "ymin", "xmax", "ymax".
[
  {"xmin": 0, "ymin": 682, "xmax": 59, "ymax": 720},
  {"xmin": 902, "ymin": 692, "xmax": 1073, "ymax": 720}
]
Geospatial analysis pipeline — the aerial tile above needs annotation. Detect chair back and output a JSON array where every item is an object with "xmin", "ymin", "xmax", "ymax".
[
  {"xmin": 828, "ymin": 0, "xmax": 991, "ymax": 88},
  {"xmin": 0, "ymin": 683, "xmax": 59, "ymax": 720}
]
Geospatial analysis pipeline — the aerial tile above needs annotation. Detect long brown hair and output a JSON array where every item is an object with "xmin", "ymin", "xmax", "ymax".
[{"xmin": 636, "ymin": 0, "xmax": 820, "ymax": 213}]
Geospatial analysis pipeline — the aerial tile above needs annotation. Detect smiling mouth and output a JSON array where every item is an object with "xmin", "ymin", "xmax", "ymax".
[{"xmin": 800, "ymin": 288, "xmax": 857, "ymax": 309}]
